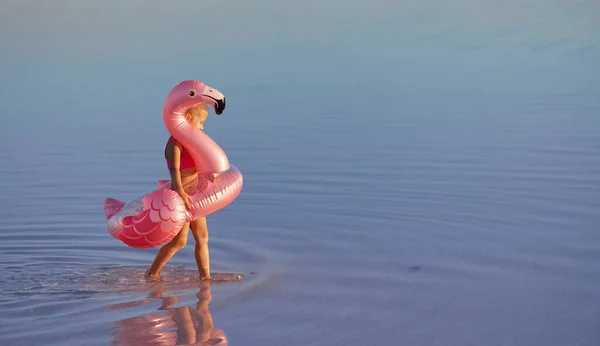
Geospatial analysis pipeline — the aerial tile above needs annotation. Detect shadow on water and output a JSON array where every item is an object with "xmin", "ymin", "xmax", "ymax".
[{"xmin": 109, "ymin": 282, "xmax": 228, "ymax": 346}]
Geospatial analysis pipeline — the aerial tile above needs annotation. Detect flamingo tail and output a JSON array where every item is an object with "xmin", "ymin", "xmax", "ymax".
[{"xmin": 104, "ymin": 198, "xmax": 126, "ymax": 220}]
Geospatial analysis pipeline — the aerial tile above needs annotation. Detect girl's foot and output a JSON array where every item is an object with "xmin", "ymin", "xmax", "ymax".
[{"xmin": 145, "ymin": 269, "xmax": 164, "ymax": 282}]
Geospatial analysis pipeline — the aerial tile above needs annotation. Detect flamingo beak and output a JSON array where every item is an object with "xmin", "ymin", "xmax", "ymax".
[
  {"xmin": 202, "ymin": 86, "xmax": 226, "ymax": 115},
  {"xmin": 214, "ymin": 97, "xmax": 226, "ymax": 115}
]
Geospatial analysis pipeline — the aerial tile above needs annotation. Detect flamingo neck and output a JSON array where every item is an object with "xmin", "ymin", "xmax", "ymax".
[{"xmin": 164, "ymin": 105, "xmax": 230, "ymax": 174}]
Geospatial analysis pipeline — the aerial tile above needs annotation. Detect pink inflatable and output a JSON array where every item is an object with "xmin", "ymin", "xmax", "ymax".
[{"xmin": 103, "ymin": 80, "xmax": 243, "ymax": 248}]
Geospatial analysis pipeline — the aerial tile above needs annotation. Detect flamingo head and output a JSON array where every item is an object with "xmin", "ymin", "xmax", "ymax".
[{"xmin": 164, "ymin": 80, "xmax": 226, "ymax": 115}]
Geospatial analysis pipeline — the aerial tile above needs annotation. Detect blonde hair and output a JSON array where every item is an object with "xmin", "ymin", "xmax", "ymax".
[
  {"xmin": 185, "ymin": 104, "xmax": 209, "ymax": 129},
  {"xmin": 186, "ymin": 104, "xmax": 208, "ymax": 119}
]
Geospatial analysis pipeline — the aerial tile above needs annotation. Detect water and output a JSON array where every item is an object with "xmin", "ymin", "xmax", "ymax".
[{"xmin": 1, "ymin": 0, "xmax": 599, "ymax": 345}]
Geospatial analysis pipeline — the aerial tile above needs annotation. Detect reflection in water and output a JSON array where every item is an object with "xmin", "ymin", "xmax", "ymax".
[{"xmin": 110, "ymin": 283, "xmax": 227, "ymax": 345}]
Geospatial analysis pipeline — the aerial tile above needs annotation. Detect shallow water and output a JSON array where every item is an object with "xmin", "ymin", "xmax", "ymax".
[{"xmin": 1, "ymin": 0, "xmax": 600, "ymax": 345}]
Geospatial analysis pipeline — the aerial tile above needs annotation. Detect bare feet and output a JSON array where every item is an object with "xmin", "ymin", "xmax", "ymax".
[
  {"xmin": 199, "ymin": 271, "xmax": 211, "ymax": 281},
  {"xmin": 145, "ymin": 269, "xmax": 164, "ymax": 282}
]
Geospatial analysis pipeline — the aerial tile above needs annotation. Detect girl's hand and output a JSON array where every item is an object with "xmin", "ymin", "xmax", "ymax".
[{"xmin": 176, "ymin": 189, "xmax": 193, "ymax": 210}]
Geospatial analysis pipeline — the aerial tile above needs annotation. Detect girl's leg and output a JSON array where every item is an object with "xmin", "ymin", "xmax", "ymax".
[
  {"xmin": 146, "ymin": 222, "xmax": 190, "ymax": 279},
  {"xmin": 190, "ymin": 217, "xmax": 210, "ymax": 280}
]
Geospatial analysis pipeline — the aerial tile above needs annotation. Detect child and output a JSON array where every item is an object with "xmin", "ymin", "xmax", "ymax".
[{"xmin": 145, "ymin": 105, "xmax": 212, "ymax": 281}]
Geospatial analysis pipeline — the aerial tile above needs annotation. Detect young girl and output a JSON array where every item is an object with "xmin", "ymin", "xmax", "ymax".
[{"xmin": 145, "ymin": 105, "xmax": 212, "ymax": 281}]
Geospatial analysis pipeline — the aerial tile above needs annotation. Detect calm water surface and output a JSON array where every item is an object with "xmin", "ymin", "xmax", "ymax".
[{"xmin": 1, "ymin": 1, "xmax": 599, "ymax": 345}]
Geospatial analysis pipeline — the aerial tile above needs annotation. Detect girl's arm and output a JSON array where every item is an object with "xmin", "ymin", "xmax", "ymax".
[{"xmin": 165, "ymin": 141, "xmax": 192, "ymax": 209}]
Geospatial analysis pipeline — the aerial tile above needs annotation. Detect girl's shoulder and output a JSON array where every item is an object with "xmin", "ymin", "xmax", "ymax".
[{"xmin": 166, "ymin": 136, "xmax": 184, "ymax": 151}]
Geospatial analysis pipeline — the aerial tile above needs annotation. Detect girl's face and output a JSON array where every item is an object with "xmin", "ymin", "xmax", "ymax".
[
  {"xmin": 190, "ymin": 113, "xmax": 207, "ymax": 130},
  {"xmin": 186, "ymin": 106, "xmax": 209, "ymax": 130}
]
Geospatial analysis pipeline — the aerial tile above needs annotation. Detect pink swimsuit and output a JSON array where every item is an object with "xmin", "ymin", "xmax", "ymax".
[{"xmin": 165, "ymin": 137, "xmax": 195, "ymax": 170}]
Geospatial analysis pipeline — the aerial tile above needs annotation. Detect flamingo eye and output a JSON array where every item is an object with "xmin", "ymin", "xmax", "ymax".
[{"xmin": 188, "ymin": 89, "xmax": 196, "ymax": 97}]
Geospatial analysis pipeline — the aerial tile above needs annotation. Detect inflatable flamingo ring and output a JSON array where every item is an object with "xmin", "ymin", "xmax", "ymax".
[{"xmin": 103, "ymin": 80, "xmax": 243, "ymax": 248}]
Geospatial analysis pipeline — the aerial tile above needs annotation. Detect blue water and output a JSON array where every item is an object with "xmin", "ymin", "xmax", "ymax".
[{"xmin": 1, "ymin": 1, "xmax": 599, "ymax": 345}]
